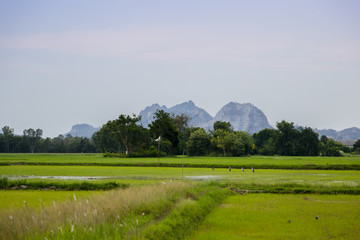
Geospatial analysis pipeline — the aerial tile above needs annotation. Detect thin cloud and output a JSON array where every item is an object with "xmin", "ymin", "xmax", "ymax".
[{"xmin": 1, "ymin": 28, "xmax": 358, "ymax": 67}]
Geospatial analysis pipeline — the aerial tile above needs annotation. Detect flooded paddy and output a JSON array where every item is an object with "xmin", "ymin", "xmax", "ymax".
[{"xmin": 1, "ymin": 165, "xmax": 359, "ymax": 186}]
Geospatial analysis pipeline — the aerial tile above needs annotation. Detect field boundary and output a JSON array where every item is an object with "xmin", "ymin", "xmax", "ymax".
[{"xmin": 1, "ymin": 161, "xmax": 360, "ymax": 170}]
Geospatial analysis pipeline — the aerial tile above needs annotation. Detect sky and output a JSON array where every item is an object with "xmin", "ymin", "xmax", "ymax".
[{"xmin": 1, "ymin": 0, "xmax": 359, "ymax": 137}]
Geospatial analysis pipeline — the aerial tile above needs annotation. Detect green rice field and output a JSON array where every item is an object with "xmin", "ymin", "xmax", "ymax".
[
  {"xmin": 1, "ymin": 153, "xmax": 360, "ymax": 170},
  {"xmin": 188, "ymin": 194, "xmax": 360, "ymax": 240},
  {"xmin": 0, "ymin": 153, "xmax": 359, "ymax": 239},
  {"xmin": 1, "ymin": 165, "xmax": 359, "ymax": 186}
]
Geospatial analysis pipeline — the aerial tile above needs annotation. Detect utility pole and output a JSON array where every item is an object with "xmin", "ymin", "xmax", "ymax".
[{"xmin": 182, "ymin": 148, "xmax": 185, "ymax": 180}]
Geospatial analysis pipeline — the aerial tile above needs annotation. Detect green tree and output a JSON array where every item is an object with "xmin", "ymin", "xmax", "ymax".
[
  {"xmin": 187, "ymin": 128, "xmax": 211, "ymax": 156},
  {"xmin": 276, "ymin": 121, "xmax": 300, "ymax": 156},
  {"xmin": 2, "ymin": 126, "xmax": 14, "ymax": 153},
  {"xmin": 108, "ymin": 114, "xmax": 147, "ymax": 156},
  {"xmin": 297, "ymin": 127, "xmax": 320, "ymax": 156},
  {"xmin": 93, "ymin": 124, "xmax": 121, "ymax": 153},
  {"xmin": 149, "ymin": 110, "xmax": 179, "ymax": 155},
  {"xmin": 353, "ymin": 139, "xmax": 360, "ymax": 153},
  {"xmin": 211, "ymin": 129, "xmax": 228, "ymax": 156},
  {"xmin": 171, "ymin": 114, "xmax": 190, "ymax": 154},
  {"xmin": 260, "ymin": 137, "xmax": 277, "ymax": 156},
  {"xmin": 23, "ymin": 128, "xmax": 43, "ymax": 153},
  {"xmin": 253, "ymin": 128, "xmax": 278, "ymax": 153},
  {"xmin": 219, "ymin": 131, "xmax": 252, "ymax": 157},
  {"xmin": 213, "ymin": 121, "xmax": 232, "ymax": 132}
]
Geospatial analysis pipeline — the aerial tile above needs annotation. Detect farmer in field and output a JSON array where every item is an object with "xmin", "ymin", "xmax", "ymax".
[
  {"xmin": 252, "ymin": 167, "xmax": 254, "ymax": 173},
  {"xmin": 229, "ymin": 167, "xmax": 231, "ymax": 171},
  {"xmin": 241, "ymin": 167, "xmax": 244, "ymax": 172}
]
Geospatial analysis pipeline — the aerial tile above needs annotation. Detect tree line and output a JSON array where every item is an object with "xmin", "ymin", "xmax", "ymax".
[
  {"xmin": 0, "ymin": 126, "xmax": 96, "ymax": 153},
  {"xmin": 1, "ymin": 111, "xmax": 359, "ymax": 156},
  {"xmin": 93, "ymin": 110, "xmax": 358, "ymax": 157}
]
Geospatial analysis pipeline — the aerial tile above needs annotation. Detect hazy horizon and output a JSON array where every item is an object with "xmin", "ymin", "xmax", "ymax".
[{"xmin": 1, "ymin": 1, "xmax": 359, "ymax": 137}]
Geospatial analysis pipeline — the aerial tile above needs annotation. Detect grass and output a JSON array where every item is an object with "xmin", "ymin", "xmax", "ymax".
[
  {"xmin": 227, "ymin": 182, "xmax": 360, "ymax": 195},
  {"xmin": 143, "ymin": 183, "xmax": 232, "ymax": 240},
  {"xmin": 1, "ymin": 153, "xmax": 360, "ymax": 170},
  {"xmin": 0, "ymin": 177, "xmax": 127, "ymax": 191},
  {"xmin": 0, "ymin": 182, "xmax": 193, "ymax": 240},
  {"xmin": 188, "ymin": 194, "xmax": 360, "ymax": 240},
  {"xmin": 0, "ymin": 153, "xmax": 359, "ymax": 239},
  {"xmin": 0, "ymin": 190, "xmax": 101, "ymax": 209},
  {"xmin": 1, "ymin": 165, "xmax": 359, "ymax": 187}
]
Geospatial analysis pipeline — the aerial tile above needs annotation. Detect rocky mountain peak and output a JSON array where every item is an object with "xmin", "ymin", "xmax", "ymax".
[
  {"xmin": 207, "ymin": 102, "xmax": 272, "ymax": 134},
  {"xmin": 138, "ymin": 100, "xmax": 272, "ymax": 133},
  {"xmin": 65, "ymin": 124, "xmax": 99, "ymax": 138}
]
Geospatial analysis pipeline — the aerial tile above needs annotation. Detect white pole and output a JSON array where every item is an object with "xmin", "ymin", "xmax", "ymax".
[{"xmin": 182, "ymin": 148, "xmax": 185, "ymax": 180}]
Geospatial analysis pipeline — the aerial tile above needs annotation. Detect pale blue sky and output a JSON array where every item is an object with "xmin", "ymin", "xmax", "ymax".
[{"xmin": 1, "ymin": 0, "xmax": 359, "ymax": 137}]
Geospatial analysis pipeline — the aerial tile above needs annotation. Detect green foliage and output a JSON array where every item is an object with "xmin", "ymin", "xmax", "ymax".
[
  {"xmin": 1, "ymin": 126, "xmax": 14, "ymax": 153},
  {"xmin": 253, "ymin": 128, "xmax": 278, "ymax": 151},
  {"xmin": 0, "ymin": 126, "xmax": 98, "ymax": 153},
  {"xmin": 94, "ymin": 114, "xmax": 148, "ymax": 156},
  {"xmin": 213, "ymin": 121, "xmax": 232, "ymax": 132},
  {"xmin": 254, "ymin": 121, "xmax": 321, "ymax": 156},
  {"xmin": 320, "ymin": 136, "xmax": 351, "ymax": 156},
  {"xmin": 149, "ymin": 110, "xmax": 179, "ymax": 154},
  {"xmin": 187, "ymin": 129, "xmax": 211, "ymax": 156},
  {"xmin": 23, "ymin": 128, "xmax": 43, "ymax": 153},
  {"xmin": 352, "ymin": 139, "xmax": 360, "ymax": 153},
  {"xmin": 172, "ymin": 114, "xmax": 191, "ymax": 155},
  {"xmin": 93, "ymin": 123, "xmax": 121, "ymax": 153},
  {"xmin": 211, "ymin": 128, "xmax": 252, "ymax": 157}
]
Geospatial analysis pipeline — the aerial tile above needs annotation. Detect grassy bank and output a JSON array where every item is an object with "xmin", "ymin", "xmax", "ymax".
[
  {"xmin": 0, "ymin": 177, "xmax": 127, "ymax": 191},
  {"xmin": 0, "ymin": 182, "xmax": 233, "ymax": 240},
  {"xmin": 227, "ymin": 182, "xmax": 360, "ymax": 195},
  {"xmin": 143, "ymin": 184, "xmax": 232, "ymax": 240},
  {"xmin": 0, "ymin": 182, "xmax": 193, "ymax": 239}
]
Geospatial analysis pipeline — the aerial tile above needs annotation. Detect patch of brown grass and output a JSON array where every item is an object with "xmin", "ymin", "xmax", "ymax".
[{"xmin": 0, "ymin": 182, "xmax": 191, "ymax": 240}]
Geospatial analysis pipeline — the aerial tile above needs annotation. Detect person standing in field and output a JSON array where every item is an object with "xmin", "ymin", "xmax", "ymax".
[{"xmin": 252, "ymin": 167, "xmax": 254, "ymax": 173}]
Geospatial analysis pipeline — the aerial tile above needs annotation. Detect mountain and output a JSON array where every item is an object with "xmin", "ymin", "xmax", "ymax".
[
  {"xmin": 138, "ymin": 103, "xmax": 168, "ymax": 127},
  {"xmin": 138, "ymin": 101, "xmax": 213, "ymax": 128},
  {"xmin": 65, "ymin": 124, "xmax": 99, "ymax": 138},
  {"xmin": 338, "ymin": 127, "xmax": 360, "ymax": 140},
  {"xmin": 138, "ymin": 100, "xmax": 272, "ymax": 133},
  {"xmin": 314, "ymin": 127, "xmax": 360, "ymax": 141},
  {"xmin": 168, "ymin": 100, "xmax": 213, "ymax": 127},
  {"xmin": 201, "ymin": 102, "xmax": 273, "ymax": 134}
]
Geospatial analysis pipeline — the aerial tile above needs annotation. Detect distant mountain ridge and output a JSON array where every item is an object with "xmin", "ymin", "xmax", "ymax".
[
  {"xmin": 64, "ymin": 101, "xmax": 360, "ymax": 140},
  {"xmin": 138, "ymin": 100, "xmax": 272, "ymax": 134},
  {"xmin": 138, "ymin": 100, "xmax": 213, "ymax": 129},
  {"xmin": 313, "ymin": 127, "xmax": 360, "ymax": 141},
  {"xmin": 65, "ymin": 124, "xmax": 99, "ymax": 139}
]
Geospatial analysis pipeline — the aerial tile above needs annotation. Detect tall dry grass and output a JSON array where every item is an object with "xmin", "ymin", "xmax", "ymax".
[{"xmin": 0, "ymin": 182, "xmax": 192, "ymax": 240}]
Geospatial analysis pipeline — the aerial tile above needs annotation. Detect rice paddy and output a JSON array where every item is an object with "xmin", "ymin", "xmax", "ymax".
[
  {"xmin": 0, "ymin": 154, "xmax": 359, "ymax": 239},
  {"xmin": 188, "ymin": 194, "xmax": 360, "ymax": 240}
]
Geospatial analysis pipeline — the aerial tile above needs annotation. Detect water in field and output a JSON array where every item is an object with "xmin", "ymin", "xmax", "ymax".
[
  {"xmin": 8, "ymin": 175, "xmax": 112, "ymax": 180},
  {"xmin": 1, "ymin": 166, "xmax": 359, "ymax": 186}
]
